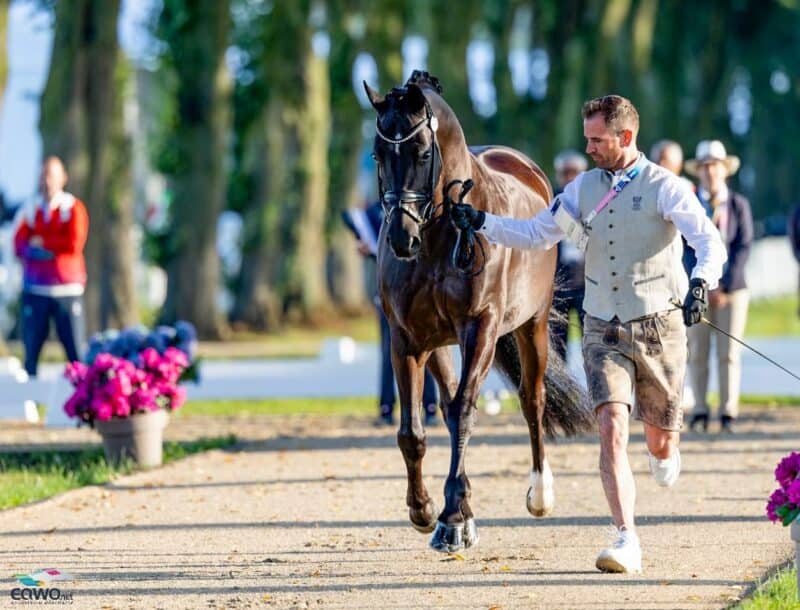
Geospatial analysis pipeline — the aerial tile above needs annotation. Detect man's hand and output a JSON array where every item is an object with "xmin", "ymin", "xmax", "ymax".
[
  {"xmin": 682, "ymin": 278, "xmax": 708, "ymax": 327},
  {"xmin": 450, "ymin": 203, "xmax": 485, "ymax": 231},
  {"xmin": 25, "ymin": 245, "xmax": 54, "ymax": 261}
]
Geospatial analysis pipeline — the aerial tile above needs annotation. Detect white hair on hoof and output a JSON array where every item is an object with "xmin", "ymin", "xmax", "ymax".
[{"xmin": 526, "ymin": 459, "xmax": 554, "ymax": 517}]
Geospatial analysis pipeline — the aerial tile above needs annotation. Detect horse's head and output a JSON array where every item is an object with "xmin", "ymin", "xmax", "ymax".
[{"xmin": 365, "ymin": 77, "xmax": 442, "ymax": 260}]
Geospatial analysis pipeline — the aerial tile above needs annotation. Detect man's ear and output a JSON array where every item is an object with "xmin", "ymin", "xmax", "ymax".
[{"xmin": 619, "ymin": 129, "xmax": 633, "ymax": 147}]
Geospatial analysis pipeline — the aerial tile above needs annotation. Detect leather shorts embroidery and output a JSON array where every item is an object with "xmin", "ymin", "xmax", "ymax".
[{"xmin": 642, "ymin": 317, "xmax": 663, "ymax": 356}]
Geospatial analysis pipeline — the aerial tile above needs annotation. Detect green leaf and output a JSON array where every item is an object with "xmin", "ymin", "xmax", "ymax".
[{"xmin": 781, "ymin": 506, "xmax": 800, "ymax": 527}]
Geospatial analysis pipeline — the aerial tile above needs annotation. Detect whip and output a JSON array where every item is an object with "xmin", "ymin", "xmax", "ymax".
[{"xmin": 669, "ymin": 298, "xmax": 800, "ymax": 384}]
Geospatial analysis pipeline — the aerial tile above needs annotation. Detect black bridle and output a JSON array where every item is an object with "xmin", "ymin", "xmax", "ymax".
[{"xmin": 374, "ymin": 97, "xmax": 442, "ymax": 227}]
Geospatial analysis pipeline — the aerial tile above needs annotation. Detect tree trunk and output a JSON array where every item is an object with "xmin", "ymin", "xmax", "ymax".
[
  {"xmin": 100, "ymin": 57, "xmax": 138, "ymax": 329},
  {"xmin": 281, "ymin": 39, "xmax": 332, "ymax": 322},
  {"xmin": 40, "ymin": 0, "xmax": 134, "ymax": 335},
  {"xmin": 159, "ymin": 0, "xmax": 231, "ymax": 338},
  {"xmin": 229, "ymin": 100, "xmax": 284, "ymax": 330}
]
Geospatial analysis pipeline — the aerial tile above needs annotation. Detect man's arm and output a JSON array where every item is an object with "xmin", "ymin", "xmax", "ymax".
[
  {"xmin": 658, "ymin": 177, "xmax": 727, "ymax": 289},
  {"xmin": 476, "ymin": 175, "xmax": 582, "ymax": 250}
]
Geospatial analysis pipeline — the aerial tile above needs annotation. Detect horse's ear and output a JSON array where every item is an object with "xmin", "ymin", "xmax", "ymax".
[
  {"xmin": 363, "ymin": 81, "xmax": 388, "ymax": 113},
  {"xmin": 405, "ymin": 83, "xmax": 427, "ymax": 115}
]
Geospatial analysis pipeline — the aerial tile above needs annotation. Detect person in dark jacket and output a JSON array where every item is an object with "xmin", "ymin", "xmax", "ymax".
[
  {"xmin": 789, "ymin": 204, "xmax": 800, "ymax": 318},
  {"xmin": 550, "ymin": 150, "xmax": 588, "ymax": 362},
  {"xmin": 683, "ymin": 140, "xmax": 753, "ymax": 433}
]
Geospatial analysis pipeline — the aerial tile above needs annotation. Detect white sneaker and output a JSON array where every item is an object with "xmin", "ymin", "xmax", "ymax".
[
  {"xmin": 648, "ymin": 448, "xmax": 681, "ymax": 487},
  {"xmin": 596, "ymin": 527, "xmax": 642, "ymax": 574}
]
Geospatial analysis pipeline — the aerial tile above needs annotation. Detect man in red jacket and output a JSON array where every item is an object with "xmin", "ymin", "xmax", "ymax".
[{"xmin": 14, "ymin": 156, "xmax": 89, "ymax": 376}]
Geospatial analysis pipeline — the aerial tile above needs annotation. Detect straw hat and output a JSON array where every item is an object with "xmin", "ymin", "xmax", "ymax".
[{"xmin": 684, "ymin": 140, "xmax": 740, "ymax": 177}]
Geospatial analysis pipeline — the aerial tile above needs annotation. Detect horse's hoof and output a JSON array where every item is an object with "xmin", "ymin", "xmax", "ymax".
[
  {"xmin": 429, "ymin": 521, "xmax": 465, "ymax": 553},
  {"xmin": 410, "ymin": 500, "xmax": 439, "ymax": 533},
  {"xmin": 526, "ymin": 490, "xmax": 553, "ymax": 517},
  {"xmin": 527, "ymin": 462, "xmax": 554, "ymax": 517},
  {"xmin": 463, "ymin": 518, "xmax": 479, "ymax": 548}
]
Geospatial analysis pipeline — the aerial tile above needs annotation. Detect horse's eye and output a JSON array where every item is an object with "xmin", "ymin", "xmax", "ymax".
[{"xmin": 419, "ymin": 150, "xmax": 432, "ymax": 164}]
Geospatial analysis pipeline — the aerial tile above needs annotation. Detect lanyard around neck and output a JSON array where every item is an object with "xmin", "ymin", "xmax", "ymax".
[{"xmin": 583, "ymin": 160, "xmax": 643, "ymax": 226}]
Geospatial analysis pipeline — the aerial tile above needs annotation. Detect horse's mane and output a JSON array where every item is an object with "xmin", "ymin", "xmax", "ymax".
[{"xmin": 405, "ymin": 70, "xmax": 443, "ymax": 94}]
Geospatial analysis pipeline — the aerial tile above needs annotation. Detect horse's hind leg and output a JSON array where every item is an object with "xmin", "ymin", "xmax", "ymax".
[
  {"xmin": 430, "ymin": 316, "xmax": 498, "ymax": 553},
  {"xmin": 514, "ymin": 316, "xmax": 553, "ymax": 517},
  {"xmin": 391, "ymin": 331, "xmax": 438, "ymax": 533}
]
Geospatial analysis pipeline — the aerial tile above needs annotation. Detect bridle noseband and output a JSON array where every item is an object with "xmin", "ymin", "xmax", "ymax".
[{"xmin": 375, "ymin": 97, "xmax": 442, "ymax": 227}]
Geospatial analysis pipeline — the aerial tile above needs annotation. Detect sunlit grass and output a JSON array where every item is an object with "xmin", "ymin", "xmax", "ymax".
[
  {"xmin": 732, "ymin": 565, "xmax": 798, "ymax": 609},
  {"xmin": 0, "ymin": 436, "xmax": 236, "ymax": 509},
  {"xmin": 746, "ymin": 295, "xmax": 800, "ymax": 338}
]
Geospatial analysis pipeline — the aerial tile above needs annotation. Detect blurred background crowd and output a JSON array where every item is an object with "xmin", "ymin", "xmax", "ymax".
[{"xmin": 0, "ymin": 0, "xmax": 797, "ymax": 346}]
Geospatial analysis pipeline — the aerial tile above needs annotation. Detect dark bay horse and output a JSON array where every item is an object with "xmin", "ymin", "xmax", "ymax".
[{"xmin": 365, "ymin": 71, "xmax": 593, "ymax": 553}]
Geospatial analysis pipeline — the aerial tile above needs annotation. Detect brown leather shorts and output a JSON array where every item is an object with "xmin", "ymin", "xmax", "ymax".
[{"xmin": 582, "ymin": 309, "xmax": 687, "ymax": 431}]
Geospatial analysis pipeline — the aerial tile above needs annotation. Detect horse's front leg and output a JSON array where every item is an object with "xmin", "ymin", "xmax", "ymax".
[
  {"xmin": 425, "ymin": 346, "xmax": 458, "ymax": 424},
  {"xmin": 391, "ymin": 330, "xmax": 438, "ymax": 533},
  {"xmin": 430, "ymin": 315, "xmax": 498, "ymax": 553}
]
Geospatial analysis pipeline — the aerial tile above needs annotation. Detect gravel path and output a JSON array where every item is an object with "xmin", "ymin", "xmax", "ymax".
[{"xmin": 2, "ymin": 407, "xmax": 798, "ymax": 609}]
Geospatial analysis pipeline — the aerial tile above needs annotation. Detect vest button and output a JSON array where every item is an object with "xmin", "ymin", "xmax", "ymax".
[
  {"xmin": 612, "ymin": 272, "xmax": 617, "ymax": 276},
  {"xmin": 608, "ymin": 224, "xmax": 614, "ymax": 229},
  {"xmin": 610, "ymin": 256, "xmax": 616, "ymax": 260},
  {"xmin": 609, "ymin": 209, "xmax": 614, "ymax": 214},
  {"xmin": 609, "ymin": 240, "xmax": 614, "ymax": 245},
  {"xmin": 612, "ymin": 287, "xmax": 619, "ymax": 291}
]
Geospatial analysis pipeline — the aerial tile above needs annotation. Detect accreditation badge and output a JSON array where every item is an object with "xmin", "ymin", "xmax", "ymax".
[{"xmin": 550, "ymin": 198, "xmax": 589, "ymax": 252}]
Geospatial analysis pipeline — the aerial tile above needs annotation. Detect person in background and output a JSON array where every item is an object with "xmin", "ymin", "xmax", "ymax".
[
  {"xmin": 650, "ymin": 140, "xmax": 686, "ymax": 180},
  {"xmin": 789, "ymin": 203, "xmax": 800, "ymax": 318},
  {"xmin": 683, "ymin": 140, "xmax": 753, "ymax": 434},
  {"xmin": 451, "ymin": 94, "xmax": 726, "ymax": 574},
  {"xmin": 14, "ymin": 156, "xmax": 89, "ymax": 377},
  {"xmin": 349, "ymin": 200, "xmax": 440, "ymax": 427},
  {"xmin": 551, "ymin": 150, "xmax": 588, "ymax": 362}
]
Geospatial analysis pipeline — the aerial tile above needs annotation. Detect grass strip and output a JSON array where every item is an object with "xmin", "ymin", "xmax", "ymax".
[
  {"xmin": 0, "ymin": 435, "xmax": 236, "ymax": 510},
  {"xmin": 732, "ymin": 565, "xmax": 798, "ymax": 609}
]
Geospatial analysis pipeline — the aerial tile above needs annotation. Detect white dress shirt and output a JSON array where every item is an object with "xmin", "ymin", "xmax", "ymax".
[{"xmin": 480, "ymin": 156, "xmax": 727, "ymax": 290}]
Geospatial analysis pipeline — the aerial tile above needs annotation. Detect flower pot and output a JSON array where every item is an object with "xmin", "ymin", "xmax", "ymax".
[
  {"xmin": 95, "ymin": 409, "xmax": 169, "ymax": 468},
  {"xmin": 792, "ymin": 519, "xmax": 800, "ymax": 600}
]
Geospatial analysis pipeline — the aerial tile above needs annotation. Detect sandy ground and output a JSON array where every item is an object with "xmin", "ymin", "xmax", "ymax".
[{"xmin": 2, "ymin": 407, "xmax": 798, "ymax": 609}]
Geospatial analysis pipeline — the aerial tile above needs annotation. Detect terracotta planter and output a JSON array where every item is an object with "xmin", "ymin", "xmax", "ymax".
[
  {"xmin": 95, "ymin": 409, "xmax": 169, "ymax": 468},
  {"xmin": 792, "ymin": 519, "xmax": 800, "ymax": 600}
]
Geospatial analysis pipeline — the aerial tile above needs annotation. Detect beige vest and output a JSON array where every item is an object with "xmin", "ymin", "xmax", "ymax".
[{"xmin": 578, "ymin": 159, "xmax": 688, "ymax": 323}]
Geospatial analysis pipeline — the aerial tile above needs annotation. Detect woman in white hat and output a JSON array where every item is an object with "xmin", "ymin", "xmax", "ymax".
[{"xmin": 683, "ymin": 140, "xmax": 754, "ymax": 433}]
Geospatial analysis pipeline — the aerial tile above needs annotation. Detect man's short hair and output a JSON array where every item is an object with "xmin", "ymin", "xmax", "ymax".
[
  {"xmin": 650, "ymin": 140, "xmax": 683, "ymax": 163},
  {"xmin": 554, "ymin": 150, "xmax": 588, "ymax": 173},
  {"xmin": 581, "ymin": 95, "xmax": 639, "ymax": 135}
]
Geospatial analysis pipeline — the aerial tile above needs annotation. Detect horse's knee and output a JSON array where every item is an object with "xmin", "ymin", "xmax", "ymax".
[{"xmin": 397, "ymin": 429, "xmax": 426, "ymax": 461}]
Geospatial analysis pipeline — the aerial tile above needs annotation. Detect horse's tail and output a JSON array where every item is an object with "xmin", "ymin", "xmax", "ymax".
[{"xmin": 493, "ymin": 332, "xmax": 595, "ymax": 438}]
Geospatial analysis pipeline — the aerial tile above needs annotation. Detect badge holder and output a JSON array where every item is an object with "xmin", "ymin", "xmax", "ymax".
[{"xmin": 551, "ymin": 198, "xmax": 589, "ymax": 252}]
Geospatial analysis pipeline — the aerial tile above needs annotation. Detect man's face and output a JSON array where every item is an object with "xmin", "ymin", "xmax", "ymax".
[
  {"xmin": 40, "ymin": 159, "xmax": 68, "ymax": 199},
  {"xmin": 583, "ymin": 114, "xmax": 628, "ymax": 170},
  {"xmin": 697, "ymin": 160, "xmax": 728, "ymax": 194}
]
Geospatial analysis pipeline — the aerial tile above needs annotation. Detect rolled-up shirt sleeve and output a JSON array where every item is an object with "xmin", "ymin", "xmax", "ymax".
[
  {"xmin": 657, "ymin": 176, "xmax": 727, "ymax": 290},
  {"xmin": 479, "ymin": 174, "xmax": 583, "ymax": 250}
]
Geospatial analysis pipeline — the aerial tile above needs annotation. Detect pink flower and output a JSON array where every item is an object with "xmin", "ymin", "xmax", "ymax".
[
  {"xmin": 93, "ymin": 353, "xmax": 115, "ymax": 372},
  {"xmin": 788, "ymin": 480, "xmax": 800, "ymax": 506},
  {"xmin": 64, "ymin": 361, "xmax": 88, "ymax": 386},
  {"xmin": 140, "ymin": 348, "xmax": 161, "ymax": 370},
  {"xmin": 766, "ymin": 488, "xmax": 789, "ymax": 522},
  {"xmin": 775, "ymin": 452, "xmax": 800, "ymax": 489}
]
